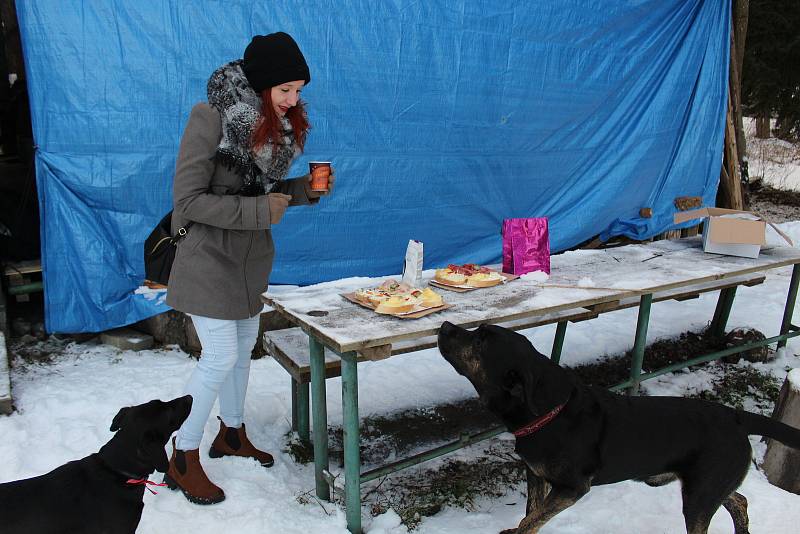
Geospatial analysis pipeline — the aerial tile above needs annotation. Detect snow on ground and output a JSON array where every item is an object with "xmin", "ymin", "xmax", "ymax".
[
  {"xmin": 744, "ymin": 117, "xmax": 800, "ymax": 191},
  {"xmin": 4, "ymin": 225, "xmax": 800, "ymax": 533}
]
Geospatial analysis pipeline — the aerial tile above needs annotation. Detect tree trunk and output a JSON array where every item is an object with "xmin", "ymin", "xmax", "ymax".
[
  {"xmin": 761, "ymin": 373, "xmax": 800, "ymax": 494},
  {"xmin": 755, "ymin": 111, "xmax": 771, "ymax": 138},
  {"xmin": 0, "ymin": 0, "xmax": 25, "ymax": 78},
  {"xmin": 733, "ymin": 0, "xmax": 749, "ymax": 80},
  {"xmin": 137, "ymin": 310, "xmax": 188, "ymax": 348}
]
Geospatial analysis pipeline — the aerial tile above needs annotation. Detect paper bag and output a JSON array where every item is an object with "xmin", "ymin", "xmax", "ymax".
[
  {"xmin": 502, "ymin": 218, "xmax": 550, "ymax": 275},
  {"xmin": 401, "ymin": 240, "xmax": 424, "ymax": 287}
]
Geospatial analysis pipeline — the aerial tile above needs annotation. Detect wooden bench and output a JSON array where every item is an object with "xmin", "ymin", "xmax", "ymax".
[
  {"xmin": 2, "ymin": 259, "xmax": 43, "ymax": 303},
  {"xmin": 264, "ymin": 272, "xmax": 765, "ymax": 441}
]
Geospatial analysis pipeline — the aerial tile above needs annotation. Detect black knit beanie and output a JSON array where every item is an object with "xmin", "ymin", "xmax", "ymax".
[{"xmin": 242, "ymin": 32, "xmax": 310, "ymax": 92}]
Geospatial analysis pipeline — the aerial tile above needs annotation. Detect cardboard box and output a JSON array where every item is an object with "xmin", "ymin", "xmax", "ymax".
[{"xmin": 674, "ymin": 207, "xmax": 766, "ymax": 259}]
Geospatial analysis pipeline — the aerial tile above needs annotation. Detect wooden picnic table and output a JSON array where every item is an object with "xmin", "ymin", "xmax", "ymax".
[{"xmin": 262, "ymin": 237, "xmax": 800, "ymax": 533}]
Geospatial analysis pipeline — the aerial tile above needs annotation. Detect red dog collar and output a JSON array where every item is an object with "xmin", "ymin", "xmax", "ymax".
[
  {"xmin": 512, "ymin": 403, "xmax": 565, "ymax": 438},
  {"xmin": 126, "ymin": 478, "xmax": 167, "ymax": 495}
]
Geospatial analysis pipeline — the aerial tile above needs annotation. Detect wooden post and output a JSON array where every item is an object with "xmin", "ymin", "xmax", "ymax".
[
  {"xmin": 761, "ymin": 371, "xmax": 800, "ymax": 494},
  {"xmin": 717, "ymin": 95, "xmax": 744, "ymax": 210},
  {"xmin": 731, "ymin": 0, "xmax": 749, "ymax": 179},
  {"xmin": 716, "ymin": 5, "xmax": 746, "ymax": 211}
]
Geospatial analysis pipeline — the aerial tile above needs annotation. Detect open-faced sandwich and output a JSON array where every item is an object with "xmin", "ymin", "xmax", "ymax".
[
  {"xmin": 375, "ymin": 294, "xmax": 422, "ymax": 314},
  {"xmin": 421, "ymin": 287, "xmax": 443, "ymax": 307},
  {"xmin": 354, "ymin": 279, "xmax": 444, "ymax": 314},
  {"xmin": 355, "ymin": 280, "xmax": 417, "ymax": 306},
  {"xmin": 465, "ymin": 270, "xmax": 504, "ymax": 287},
  {"xmin": 433, "ymin": 268, "xmax": 468, "ymax": 285},
  {"xmin": 434, "ymin": 264, "xmax": 504, "ymax": 288}
]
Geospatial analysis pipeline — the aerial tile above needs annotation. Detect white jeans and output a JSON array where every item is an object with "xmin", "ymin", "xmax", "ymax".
[{"xmin": 175, "ymin": 314, "xmax": 261, "ymax": 451}]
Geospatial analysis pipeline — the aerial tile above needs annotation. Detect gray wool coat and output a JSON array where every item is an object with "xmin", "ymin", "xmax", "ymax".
[{"xmin": 166, "ymin": 102, "xmax": 316, "ymax": 320}]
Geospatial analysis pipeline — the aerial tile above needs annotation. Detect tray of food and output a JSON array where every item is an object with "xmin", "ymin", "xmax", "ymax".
[
  {"xmin": 430, "ymin": 263, "xmax": 518, "ymax": 292},
  {"xmin": 342, "ymin": 279, "xmax": 451, "ymax": 318}
]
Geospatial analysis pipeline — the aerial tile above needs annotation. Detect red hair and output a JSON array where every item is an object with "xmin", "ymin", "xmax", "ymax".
[{"xmin": 251, "ymin": 89, "xmax": 310, "ymax": 153}]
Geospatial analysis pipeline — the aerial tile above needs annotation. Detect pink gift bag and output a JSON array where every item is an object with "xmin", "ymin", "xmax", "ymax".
[{"xmin": 502, "ymin": 218, "xmax": 551, "ymax": 275}]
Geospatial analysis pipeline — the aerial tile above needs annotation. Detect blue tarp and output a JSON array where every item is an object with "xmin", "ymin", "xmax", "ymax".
[{"xmin": 17, "ymin": 0, "xmax": 730, "ymax": 333}]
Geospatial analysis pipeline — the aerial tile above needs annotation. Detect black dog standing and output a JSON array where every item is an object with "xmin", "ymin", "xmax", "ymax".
[
  {"xmin": 437, "ymin": 321, "xmax": 800, "ymax": 534},
  {"xmin": 0, "ymin": 395, "xmax": 192, "ymax": 534}
]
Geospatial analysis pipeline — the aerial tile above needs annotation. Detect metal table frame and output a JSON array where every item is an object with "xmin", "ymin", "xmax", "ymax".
[{"xmin": 264, "ymin": 241, "xmax": 800, "ymax": 533}]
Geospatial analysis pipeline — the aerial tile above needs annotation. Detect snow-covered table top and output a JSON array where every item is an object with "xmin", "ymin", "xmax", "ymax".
[{"xmin": 262, "ymin": 238, "xmax": 800, "ymax": 354}]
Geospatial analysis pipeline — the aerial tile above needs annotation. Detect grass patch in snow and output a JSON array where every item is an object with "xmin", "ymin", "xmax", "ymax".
[
  {"xmin": 361, "ymin": 442, "xmax": 524, "ymax": 529},
  {"xmin": 7, "ymin": 335, "xmax": 72, "ymax": 367},
  {"xmin": 284, "ymin": 432, "xmax": 315, "ymax": 464},
  {"xmin": 690, "ymin": 364, "xmax": 781, "ymax": 414},
  {"xmin": 571, "ymin": 329, "xmax": 730, "ymax": 388}
]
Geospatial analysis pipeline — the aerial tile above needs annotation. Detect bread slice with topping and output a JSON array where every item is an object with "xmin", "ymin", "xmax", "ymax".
[
  {"xmin": 434, "ymin": 269, "xmax": 468, "ymax": 285},
  {"xmin": 466, "ymin": 271, "xmax": 504, "ymax": 288},
  {"xmin": 375, "ymin": 295, "xmax": 421, "ymax": 314},
  {"xmin": 421, "ymin": 287, "xmax": 443, "ymax": 307}
]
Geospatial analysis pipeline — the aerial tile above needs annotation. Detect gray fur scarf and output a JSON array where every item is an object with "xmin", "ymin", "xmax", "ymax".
[{"xmin": 206, "ymin": 60, "xmax": 299, "ymax": 193}]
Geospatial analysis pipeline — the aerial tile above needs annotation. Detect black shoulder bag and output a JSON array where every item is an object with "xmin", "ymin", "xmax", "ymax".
[{"xmin": 143, "ymin": 211, "xmax": 192, "ymax": 286}]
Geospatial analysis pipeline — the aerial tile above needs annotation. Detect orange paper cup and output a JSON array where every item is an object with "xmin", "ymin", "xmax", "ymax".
[{"xmin": 309, "ymin": 161, "xmax": 331, "ymax": 192}]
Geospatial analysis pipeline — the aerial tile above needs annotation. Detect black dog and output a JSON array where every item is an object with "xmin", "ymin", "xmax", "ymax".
[
  {"xmin": 0, "ymin": 395, "xmax": 192, "ymax": 534},
  {"xmin": 437, "ymin": 322, "xmax": 800, "ymax": 534}
]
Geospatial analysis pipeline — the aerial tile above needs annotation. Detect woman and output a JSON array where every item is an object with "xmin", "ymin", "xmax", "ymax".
[{"xmin": 164, "ymin": 32, "xmax": 334, "ymax": 505}]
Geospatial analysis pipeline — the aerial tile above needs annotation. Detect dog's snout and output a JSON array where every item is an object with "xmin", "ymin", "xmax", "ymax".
[
  {"xmin": 438, "ymin": 321, "xmax": 461, "ymax": 353},
  {"xmin": 180, "ymin": 395, "xmax": 193, "ymax": 415},
  {"xmin": 172, "ymin": 395, "xmax": 193, "ymax": 426},
  {"xmin": 438, "ymin": 321, "xmax": 474, "ymax": 367}
]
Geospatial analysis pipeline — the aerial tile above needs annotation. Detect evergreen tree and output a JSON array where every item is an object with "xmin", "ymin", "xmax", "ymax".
[{"xmin": 741, "ymin": 0, "xmax": 800, "ymax": 140}]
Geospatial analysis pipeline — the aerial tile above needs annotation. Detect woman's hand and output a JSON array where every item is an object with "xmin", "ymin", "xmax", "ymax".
[
  {"xmin": 306, "ymin": 166, "xmax": 336, "ymax": 198},
  {"xmin": 268, "ymin": 193, "xmax": 292, "ymax": 224}
]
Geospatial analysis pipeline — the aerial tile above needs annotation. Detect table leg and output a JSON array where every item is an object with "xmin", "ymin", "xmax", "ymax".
[
  {"xmin": 291, "ymin": 379, "xmax": 299, "ymax": 432},
  {"xmin": 779, "ymin": 264, "xmax": 800, "ymax": 349},
  {"xmin": 341, "ymin": 350, "xmax": 362, "ymax": 533},
  {"xmin": 309, "ymin": 336, "xmax": 330, "ymax": 501},
  {"xmin": 297, "ymin": 381, "xmax": 310, "ymax": 444},
  {"xmin": 710, "ymin": 287, "xmax": 737, "ymax": 338},
  {"xmin": 551, "ymin": 321, "xmax": 568, "ymax": 365},
  {"xmin": 629, "ymin": 293, "xmax": 653, "ymax": 396}
]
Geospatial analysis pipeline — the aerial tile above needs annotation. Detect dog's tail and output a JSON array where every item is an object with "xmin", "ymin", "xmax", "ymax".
[{"xmin": 738, "ymin": 410, "xmax": 800, "ymax": 449}]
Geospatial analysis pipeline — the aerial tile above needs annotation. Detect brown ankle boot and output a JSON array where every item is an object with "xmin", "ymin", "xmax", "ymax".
[
  {"xmin": 163, "ymin": 437, "xmax": 225, "ymax": 505},
  {"xmin": 209, "ymin": 417, "xmax": 274, "ymax": 467}
]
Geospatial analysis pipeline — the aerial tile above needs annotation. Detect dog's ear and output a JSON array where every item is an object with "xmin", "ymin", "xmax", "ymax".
[
  {"xmin": 521, "ymin": 366, "xmax": 573, "ymax": 416},
  {"xmin": 140, "ymin": 435, "xmax": 170, "ymax": 473},
  {"xmin": 110, "ymin": 407, "xmax": 130, "ymax": 432}
]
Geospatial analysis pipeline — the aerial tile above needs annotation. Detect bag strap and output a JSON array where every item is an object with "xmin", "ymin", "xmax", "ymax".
[{"xmin": 174, "ymin": 221, "xmax": 193, "ymax": 241}]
